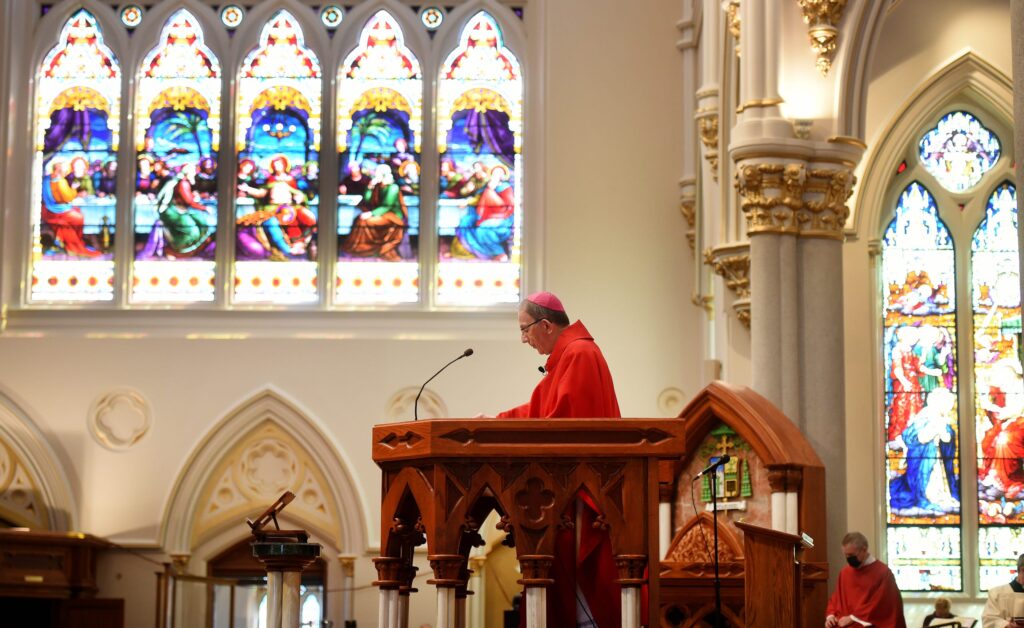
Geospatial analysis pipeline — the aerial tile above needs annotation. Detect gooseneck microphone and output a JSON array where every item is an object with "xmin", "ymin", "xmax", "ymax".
[
  {"xmin": 414, "ymin": 348, "xmax": 474, "ymax": 420},
  {"xmin": 692, "ymin": 455, "xmax": 731, "ymax": 481}
]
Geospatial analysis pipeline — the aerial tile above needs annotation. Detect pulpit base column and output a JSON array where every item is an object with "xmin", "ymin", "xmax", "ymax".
[
  {"xmin": 615, "ymin": 554, "xmax": 647, "ymax": 628},
  {"xmin": 518, "ymin": 555, "xmax": 553, "ymax": 628}
]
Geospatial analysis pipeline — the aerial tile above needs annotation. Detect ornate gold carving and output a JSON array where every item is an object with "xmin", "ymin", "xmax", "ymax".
[
  {"xmin": 696, "ymin": 111, "xmax": 720, "ymax": 181},
  {"xmin": 798, "ymin": 0, "xmax": 849, "ymax": 76},
  {"xmin": 799, "ymin": 167, "xmax": 855, "ymax": 240},
  {"xmin": 723, "ymin": 0, "xmax": 741, "ymax": 57},
  {"xmin": 735, "ymin": 163, "xmax": 802, "ymax": 234},
  {"xmin": 736, "ymin": 161, "xmax": 854, "ymax": 240},
  {"xmin": 704, "ymin": 243, "xmax": 751, "ymax": 328},
  {"xmin": 0, "ymin": 442, "xmax": 45, "ymax": 529}
]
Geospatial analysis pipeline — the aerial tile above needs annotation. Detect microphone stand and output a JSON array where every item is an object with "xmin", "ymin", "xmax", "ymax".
[
  {"xmin": 711, "ymin": 466, "xmax": 722, "ymax": 628},
  {"xmin": 414, "ymin": 350, "xmax": 472, "ymax": 420}
]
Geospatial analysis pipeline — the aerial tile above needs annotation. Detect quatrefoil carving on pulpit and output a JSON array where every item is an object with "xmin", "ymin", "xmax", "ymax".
[{"xmin": 515, "ymin": 477, "xmax": 555, "ymax": 524}]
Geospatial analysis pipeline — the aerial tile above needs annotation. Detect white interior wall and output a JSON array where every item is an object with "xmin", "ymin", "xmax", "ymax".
[{"xmin": 0, "ymin": 0, "xmax": 695, "ymax": 625}]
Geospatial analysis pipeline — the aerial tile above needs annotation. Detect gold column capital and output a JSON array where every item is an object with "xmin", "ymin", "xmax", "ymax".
[
  {"xmin": 735, "ymin": 159, "xmax": 856, "ymax": 240},
  {"xmin": 704, "ymin": 242, "xmax": 751, "ymax": 328}
]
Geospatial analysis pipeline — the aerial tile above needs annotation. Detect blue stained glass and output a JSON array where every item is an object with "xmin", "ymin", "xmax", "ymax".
[
  {"xmin": 882, "ymin": 181, "xmax": 962, "ymax": 591},
  {"xmin": 919, "ymin": 111, "xmax": 1001, "ymax": 193}
]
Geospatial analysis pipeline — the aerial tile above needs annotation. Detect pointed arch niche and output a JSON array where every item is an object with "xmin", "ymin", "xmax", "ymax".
[
  {"xmin": 853, "ymin": 52, "xmax": 1012, "ymax": 237},
  {"xmin": 0, "ymin": 391, "xmax": 76, "ymax": 531},
  {"xmin": 659, "ymin": 381, "xmax": 827, "ymax": 627},
  {"xmin": 160, "ymin": 389, "xmax": 366, "ymax": 559}
]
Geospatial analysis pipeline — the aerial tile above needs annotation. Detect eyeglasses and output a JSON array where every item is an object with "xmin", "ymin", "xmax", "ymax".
[{"xmin": 519, "ymin": 318, "xmax": 546, "ymax": 334}]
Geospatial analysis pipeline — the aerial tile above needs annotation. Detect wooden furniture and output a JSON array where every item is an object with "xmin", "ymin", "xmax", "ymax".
[
  {"xmin": 0, "ymin": 529, "xmax": 123, "ymax": 628},
  {"xmin": 658, "ymin": 382, "xmax": 828, "ymax": 627},
  {"xmin": 372, "ymin": 418, "xmax": 687, "ymax": 628},
  {"xmin": 734, "ymin": 522, "xmax": 806, "ymax": 628}
]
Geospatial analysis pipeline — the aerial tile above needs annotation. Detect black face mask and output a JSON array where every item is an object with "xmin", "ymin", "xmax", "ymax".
[{"xmin": 846, "ymin": 555, "xmax": 862, "ymax": 569}]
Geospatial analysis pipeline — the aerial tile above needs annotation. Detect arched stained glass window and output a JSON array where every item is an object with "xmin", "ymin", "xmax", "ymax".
[
  {"xmin": 973, "ymin": 182, "xmax": 1023, "ymax": 590},
  {"xmin": 918, "ymin": 111, "xmax": 1001, "ymax": 194},
  {"xmin": 882, "ymin": 181, "xmax": 962, "ymax": 592},
  {"xmin": 31, "ymin": 9, "xmax": 121, "ymax": 302},
  {"xmin": 234, "ymin": 11, "xmax": 321, "ymax": 304},
  {"xmin": 336, "ymin": 10, "xmax": 422, "ymax": 304},
  {"xmin": 436, "ymin": 11, "xmax": 523, "ymax": 305},
  {"xmin": 132, "ymin": 9, "xmax": 221, "ymax": 303}
]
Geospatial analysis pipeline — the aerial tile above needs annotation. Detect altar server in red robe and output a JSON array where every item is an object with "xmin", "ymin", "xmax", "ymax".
[
  {"xmin": 493, "ymin": 292, "xmax": 621, "ymax": 627},
  {"xmin": 826, "ymin": 532, "xmax": 906, "ymax": 628}
]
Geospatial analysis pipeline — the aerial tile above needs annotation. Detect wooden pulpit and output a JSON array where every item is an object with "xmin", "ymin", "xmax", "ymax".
[
  {"xmin": 734, "ymin": 521, "xmax": 807, "ymax": 628},
  {"xmin": 372, "ymin": 418, "xmax": 686, "ymax": 628}
]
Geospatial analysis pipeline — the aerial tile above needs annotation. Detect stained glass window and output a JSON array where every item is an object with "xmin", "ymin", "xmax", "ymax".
[
  {"xmin": 234, "ymin": 11, "xmax": 321, "ymax": 304},
  {"xmin": 972, "ymin": 182, "xmax": 1023, "ymax": 590},
  {"xmin": 919, "ymin": 111, "xmax": 1001, "ymax": 194},
  {"xmin": 132, "ymin": 9, "xmax": 220, "ymax": 303},
  {"xmin": 31, "ymin": 9, "xmax": 121, "ymax": 302},
  {"xmin": 436, "ymin": 11, "xmax": 523, "ymax": 305},
  {"xmin": 882, "ymin": 181, "xmax": 962, "ymax": 591},
  {"xmin": 336, "ymin": 11, "xmax": 422, "ymax": 304}
]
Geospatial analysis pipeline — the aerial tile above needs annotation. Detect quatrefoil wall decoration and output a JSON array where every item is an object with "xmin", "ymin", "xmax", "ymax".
[{"xmin": 515, "ymin": 477, "xmax": 555, "ymax": 524}]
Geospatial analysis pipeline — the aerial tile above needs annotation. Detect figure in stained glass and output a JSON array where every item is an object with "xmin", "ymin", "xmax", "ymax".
[
  {"xmin": 436, "ymin": 11, "xmax": 523, "ymax": 304},
  {"xmin": 919, "ymin": 111, "xmax": 1001, "ymax": 193},
  {"xmin": 33, "ymin": 9, "xmax": 121, "ymax": 303},
  {"xmin": 974, "ymin": 183, "xmax": 1024, "ymax": 524},
  {"xmin": 41, "ymin": 158, "xmax": 101, "ymax": 257},
  {"xmin": 341, "ymin": 163, "xmax": 408, "ymax": 260},
  {"xmin": 888, "ymin": 387, "xmax": 960, "ymax": 516},
  {"xmin": 137, "ymin": 162, "xmax": 213, "ymax": 259},
  {"xmin": 338, "ymin": 108, "xmax": 417, "ymax": 262},
  {"xmin": 882, "ymin": 181, "xmax": 962, "ymax": 590},
  {"xmin": 237, "ymin": 154, "xmax": 316, "ymax": 260}
]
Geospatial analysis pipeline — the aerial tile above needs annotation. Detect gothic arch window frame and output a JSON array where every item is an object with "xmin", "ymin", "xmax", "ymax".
[
  {"xmin": 870, "ymin": 73, "xmax": 1015, "ymax": 597},
  {"xmin": 10, "ymin": 0, "xmax": 535, "ymax": 321}
]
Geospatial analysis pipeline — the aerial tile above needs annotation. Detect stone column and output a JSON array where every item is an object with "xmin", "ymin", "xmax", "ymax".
[
  {"xmin": 517, "ymin": 555, "xmax": 553, "ymax": 628},
  {"xmin": 798, "ymin": 160, "xmax": 857, "ymax": 582},
  {"xmin": 373, "ymin": 557, "xmax": 403, "ymax": 628},
  {"xmin": 615, "ymin": 555, "xmax": 647, "ymax": 628},
  {"xmin": 467, "ymin": 556, "xmax": 486, "ymax": 628},
  {"xmin": 338, "ymin": 555, "xmax": 356, "ymax": 628},
  {"xmin": 735, "ymin": 162, "xmax": 803, "ymax": 419}
]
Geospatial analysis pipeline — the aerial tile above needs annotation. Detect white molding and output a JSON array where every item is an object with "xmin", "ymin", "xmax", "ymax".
[
  {"xmin": 0, "ymin": 389, "xmax": 77, "ymax": 530},
  {"xmin": 160, "ymin": 386, "xmax": 369, "ymax": 554}
]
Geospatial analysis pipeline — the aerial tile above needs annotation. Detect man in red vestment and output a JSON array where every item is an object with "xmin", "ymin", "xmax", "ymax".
[
  {"xmin": 826, "ymin": 532, "xmax": 906, "ymax": 628},
  {"xmin": 491, "ymin": 292, "xmax": 621, "ymax": 628}
]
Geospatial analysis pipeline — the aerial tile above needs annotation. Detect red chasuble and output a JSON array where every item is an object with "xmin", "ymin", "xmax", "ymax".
[
  {"xmin": 497, "ymin": 321, "xmax": 620, "ymax": 420},
  {"xmin": 498, "ymin": 321, "xmax": 622, "ymax": 627},
  {"xmin": 826, "ymin": 560, "xmax": 907, "ymax": 628}
]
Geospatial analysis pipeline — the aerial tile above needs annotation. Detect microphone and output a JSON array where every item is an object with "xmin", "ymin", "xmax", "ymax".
[
  {"xmin": 415, "ymin": 348, "xmax": 473, "ymax": 420},
  {"xmin": 538, "ymin": 366, "xmax": 546, "ymax": 374},
  {"xmin": 692, "ymin": 455, "xmax": 730, "ymax": 481}
]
